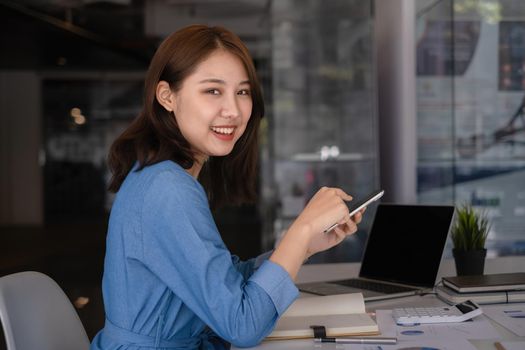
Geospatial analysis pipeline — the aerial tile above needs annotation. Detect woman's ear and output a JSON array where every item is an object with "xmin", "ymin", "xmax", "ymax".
[{"xmin": 156, "ymin": 81, "xmax": 175, "ymax": 112}]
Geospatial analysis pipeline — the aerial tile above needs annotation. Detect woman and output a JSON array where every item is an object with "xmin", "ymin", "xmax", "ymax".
[{"xmin": 90, "ymin": 24, "xmax": 362, "ymax": 350}]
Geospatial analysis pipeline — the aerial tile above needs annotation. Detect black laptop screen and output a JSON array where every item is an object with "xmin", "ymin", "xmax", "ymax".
[{"xmin": 359, "ymin": 204, "xmax": 455, "ymax": 288}]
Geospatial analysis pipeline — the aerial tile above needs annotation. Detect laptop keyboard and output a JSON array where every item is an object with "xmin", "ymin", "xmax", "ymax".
[{"xmin": 334, "ymin": 279, "xmax": 416, "ymax": 294}]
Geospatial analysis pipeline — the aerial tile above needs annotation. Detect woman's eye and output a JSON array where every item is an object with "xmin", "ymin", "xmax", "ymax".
[
  {"xmin": 206, "ymin": 89, "xmax": 220, "ymax": 95},
  {"xmin": 238, "ymin": 89, "xmax": 250, "ymax": 96}
]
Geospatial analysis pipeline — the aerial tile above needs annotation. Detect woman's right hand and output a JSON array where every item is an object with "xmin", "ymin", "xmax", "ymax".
[
  {"xmin": 290, "ymin": 187, "xmax": 360, "ymax": 257},
  {"xmin": 270, "ymin": 187, "xmax": 359, "ymax": 280},
  {"xmin": 292, "ymin": 187, "xmax": 352, "ymax": 238}
]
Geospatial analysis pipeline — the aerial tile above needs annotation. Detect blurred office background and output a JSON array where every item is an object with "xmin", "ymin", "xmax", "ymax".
[{"xmin": 1, "ymin": 0, "xmax": 524, "ymax": 342}]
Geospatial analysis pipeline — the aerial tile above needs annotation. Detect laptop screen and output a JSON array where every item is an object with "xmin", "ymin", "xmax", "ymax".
[{"xmin": 359, "ymin": 204, "xmax": 455, "ymax": 288}]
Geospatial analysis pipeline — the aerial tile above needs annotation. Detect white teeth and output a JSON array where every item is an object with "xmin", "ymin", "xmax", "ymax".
[{"xmin": 211, "ymin": 127, "xmax": 234, "ymax": 135}]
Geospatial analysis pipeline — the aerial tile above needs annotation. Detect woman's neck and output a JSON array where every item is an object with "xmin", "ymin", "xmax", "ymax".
[{"xmin": 187, "ymin": 156, "xmax": 207, "ymax": 178}]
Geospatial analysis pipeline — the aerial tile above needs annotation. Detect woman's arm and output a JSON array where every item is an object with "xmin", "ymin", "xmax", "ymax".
[
  {"xmin": 230, "ymin": 250, "xmax": 272, "ymax": 279},
  {"xmin": 140, "ymin": 170, "xmax": 298, "ymax": 347}
]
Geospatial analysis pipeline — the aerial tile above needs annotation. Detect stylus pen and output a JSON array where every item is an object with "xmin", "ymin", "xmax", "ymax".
[
  {"xmin": 314, "ymin": 337, "xmax": 397, "ymax": 345},
  {"xmin": 323, "ymin": 222, "xmax": 339, "ymax": 233}
]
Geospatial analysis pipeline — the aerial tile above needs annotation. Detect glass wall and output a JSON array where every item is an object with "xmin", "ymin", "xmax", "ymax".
[
  {"xmin": 416, "ymin": 0, "xmax": 525, "ymax": 257},
  {"xmin": 1, "ymin": 0, "xmax": 378, "ymax": 266},
  {"xmin": 264, "ymin": 0, "xmax": 378, "ymax": 262},
  {"xmin": 42, "ymin": 76, "xmax": 144, "ymax": 224}
]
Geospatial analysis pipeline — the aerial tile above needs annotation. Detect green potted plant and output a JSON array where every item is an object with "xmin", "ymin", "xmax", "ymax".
[{"xmin": 451, "ymin": 204, "xmax": 491, "ymax": 276}]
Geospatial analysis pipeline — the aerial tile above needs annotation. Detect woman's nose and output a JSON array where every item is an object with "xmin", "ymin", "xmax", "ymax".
[{"xmin": 220, "ymin": 94, "xmax": 240, "ymax": 119}]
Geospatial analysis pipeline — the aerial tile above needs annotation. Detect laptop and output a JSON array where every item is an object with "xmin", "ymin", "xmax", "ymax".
[{"xmin": 298, "ymin": 204, "xmax": 455, "ymax": 301}]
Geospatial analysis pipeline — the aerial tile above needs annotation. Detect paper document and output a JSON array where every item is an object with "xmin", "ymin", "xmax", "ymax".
[
  {"xmin": 483, "ymin": 303, "xmax": 525, "ymax": 336},
  {"xmin": 336, "ymin": 339, "xmax": 477, "ymax": 350}
]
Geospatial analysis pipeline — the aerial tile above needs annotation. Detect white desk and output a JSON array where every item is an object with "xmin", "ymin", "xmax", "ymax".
[{"xmin": 233, "ymin": 256, "xmax": 525, "ymax": 350}]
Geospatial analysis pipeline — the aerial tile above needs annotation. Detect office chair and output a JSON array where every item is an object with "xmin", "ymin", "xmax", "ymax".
[{"xmin": 0, "ymin": 271, "xmax": 90, "ymax": 350}]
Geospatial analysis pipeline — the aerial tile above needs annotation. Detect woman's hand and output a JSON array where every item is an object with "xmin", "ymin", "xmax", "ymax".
[
  {"xmin": 270, "ymin": 187, "xmax": 363, "ymax": 280},
  {"xmin": 289, "ymin": 186, "xmax": 362, "ymax": 258},
  {"xmin": 292, "ymin": 187, "xmax": 353, "ymax": 237},
  {"xmin": 305, "ymin": 208, "xmax": 363, "ymax": 259}
]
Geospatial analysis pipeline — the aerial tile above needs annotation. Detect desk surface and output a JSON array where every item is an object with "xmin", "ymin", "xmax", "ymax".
[{"xmin": 233, "ymin": 256, "xmax": 525, "ymax": 350}]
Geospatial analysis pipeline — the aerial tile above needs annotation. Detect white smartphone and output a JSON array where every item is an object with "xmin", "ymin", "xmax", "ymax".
[
  {"xmin": 347, "ymin": 189, "xmax": 384, "ymax": 217},
  {"xmin": 323, "ymin": 189, "xmax": 384, "ymax": 233}
]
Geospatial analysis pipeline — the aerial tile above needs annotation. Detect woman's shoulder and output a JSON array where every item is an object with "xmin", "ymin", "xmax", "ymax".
[
  {"xmin": 133, "ymin": 160, "xmax": 195, "ymax": 184},
  {"xmin": 118, "ymin": 160, "xmax": 202, "ymax": 199},
  {"xmin": 142, "ymin": 160, "xmax": 204, "ymax": 195}
]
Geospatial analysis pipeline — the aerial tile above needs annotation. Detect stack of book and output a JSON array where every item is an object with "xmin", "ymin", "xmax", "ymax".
[{"xmin": 436, "ymin": 272, "xmax": 525, "ymax": 305}]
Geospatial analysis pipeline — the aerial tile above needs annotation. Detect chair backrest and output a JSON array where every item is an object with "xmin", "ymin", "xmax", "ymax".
[{"xmin": 0, "ymin": 271, "xmax": 90, "ymax": 350}]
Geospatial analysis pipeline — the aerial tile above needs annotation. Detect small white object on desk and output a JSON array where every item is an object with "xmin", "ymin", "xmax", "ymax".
[{"xmin": 392, "ymin": 300, "xmax": 482, "ymax": 325}]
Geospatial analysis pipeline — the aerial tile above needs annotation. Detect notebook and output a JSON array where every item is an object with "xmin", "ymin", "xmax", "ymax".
[
  {"xmin": 267, "ymin": 294, "xmax": 378, "ymax": 339},
  {"xmin": 435, "ymin": 285, "xmax": 525, "ymax": 305},
  {"xmin": 442, "ymin": 273, "xmax": 525, "ymax": 293},
  {"xmin": 298, "ymin": 204, "xmax": 455, "ymax": 301}
]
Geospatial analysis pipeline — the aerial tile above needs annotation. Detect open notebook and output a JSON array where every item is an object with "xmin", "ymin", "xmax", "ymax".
[
  {"xmin": 267, "ymin": 293, "xmax": 378, "ymax": 340},
  {"xmin": 298, "ymin": 204, "xmax": 455, "ymax": 301}
]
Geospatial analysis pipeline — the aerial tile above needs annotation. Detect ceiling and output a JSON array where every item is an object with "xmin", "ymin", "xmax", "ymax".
[{"xmin": 0, "ymin": 0, "xmax": 271, "ymax": 71}]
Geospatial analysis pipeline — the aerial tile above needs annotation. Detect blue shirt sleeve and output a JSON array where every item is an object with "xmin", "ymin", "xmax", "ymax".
[
  {"xmin": 230, "ymin": 255, "xmax": 254, "ymax": 280},
  {"xmin": 139, "ymin": 170, "xmax": 298, "ymax": 347},
  {"xmin": 231, "ymin": 250, "xmax": 273, "ymax": 280}
]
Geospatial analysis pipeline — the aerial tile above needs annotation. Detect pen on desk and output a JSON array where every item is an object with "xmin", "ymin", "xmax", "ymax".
[
  {"xmin": 314, "ymin": 337, "xmax": 397, "ymax": 345},
  {"xmin": 494, "ymin": 342, "xmax": 507, "ymax": 350}
]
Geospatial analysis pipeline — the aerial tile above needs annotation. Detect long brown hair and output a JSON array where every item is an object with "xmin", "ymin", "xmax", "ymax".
[{"xmin": 107, "ymin": 25, "xmax": 264, "ymax": 208}]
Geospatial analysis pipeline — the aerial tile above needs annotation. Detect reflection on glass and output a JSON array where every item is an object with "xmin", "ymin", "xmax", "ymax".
[
  {"xmin": 264, "ymin": 0, "xmax": 378, "ymax": 262},
  {"xmin": 416, "ymin": 0, "xmax": 525, "ymax": 257},
  {"xmin": 43, "ymin": 79, "xmax": 143, "ymax": 223},
  {"xmin": 34, "ymin": 1, "xmax": 379, "ymax": 262}
]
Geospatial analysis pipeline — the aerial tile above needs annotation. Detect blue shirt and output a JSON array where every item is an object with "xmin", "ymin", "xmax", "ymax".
[{"xmin": 90, "ymin": 161, "xmax": 298, "ymax": 350}]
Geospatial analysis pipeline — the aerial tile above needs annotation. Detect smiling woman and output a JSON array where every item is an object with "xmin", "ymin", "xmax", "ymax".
[
  {"xmin": 155, "ymin": 50, "xmax": 254, "ymax": 174},
  {"xmin": 107, "ymin": 25, "xmax": 265, "ymax": 209},
  {"xmin": 91, "ymin": 24, "xmax": 363, "ymax": 350}
]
